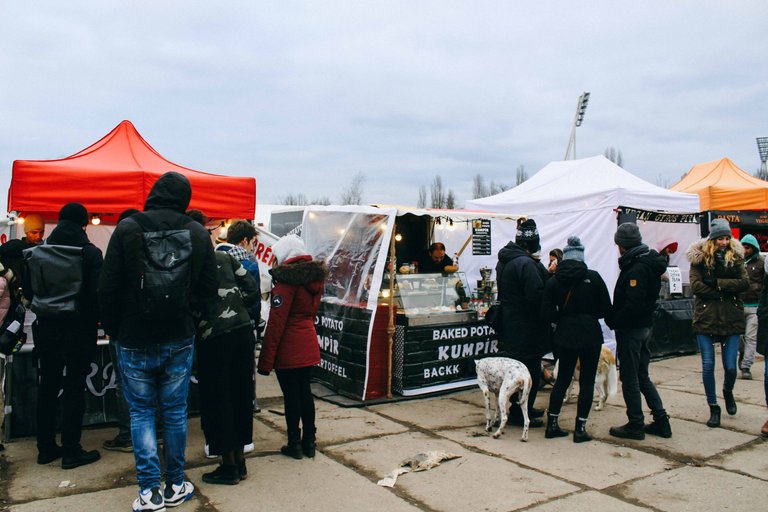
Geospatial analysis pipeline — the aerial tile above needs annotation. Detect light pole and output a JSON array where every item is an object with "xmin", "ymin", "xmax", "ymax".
[
  {"xmin": 757, "ymin": 137, "xmax": 768, "ymax": 180},
  {"xmin": 564, "ymin": 92, "xmax": 590, "ymax": 160}
]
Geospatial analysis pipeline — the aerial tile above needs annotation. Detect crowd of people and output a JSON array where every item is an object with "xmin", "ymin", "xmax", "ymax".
[
  {"xmin": 495, "ymin": 216, "xmax": 768, "ymax": 442},
  {"xmin": 0, "ymin": 172, "xmax": 327, "ymax": 512},
  {"xmin": 2, "ymin": 175, "xmax": 768, "ymax": 510}
]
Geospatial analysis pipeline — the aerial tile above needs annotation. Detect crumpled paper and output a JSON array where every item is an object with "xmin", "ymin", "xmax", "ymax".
[{"xmin": 377, "ymin": 451, "xmax": 461, "ymax": 487}]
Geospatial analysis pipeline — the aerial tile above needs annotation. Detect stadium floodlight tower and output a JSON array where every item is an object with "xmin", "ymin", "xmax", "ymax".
[
  {"xmin": 757, "ymin": 137, "xmax": 768, "ymax": 179},
  {"xmin": 564, "ymin": 92, "xmax": 590, "ymax": 160}
]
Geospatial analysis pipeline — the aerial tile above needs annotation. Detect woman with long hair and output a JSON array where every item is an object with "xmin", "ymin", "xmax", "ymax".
[{"xmin": 686, "ymin": 218, "xmax": 749, "ymax": 428}]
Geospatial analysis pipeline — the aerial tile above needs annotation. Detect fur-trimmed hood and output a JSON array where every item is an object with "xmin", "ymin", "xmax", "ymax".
[
  {"xmin": 686, "ymin": 238, "xmax": 744, "ymax": 266},
  {"xmin": 270, "ymin": 256, "xmax": 328, "ymax": 291}
]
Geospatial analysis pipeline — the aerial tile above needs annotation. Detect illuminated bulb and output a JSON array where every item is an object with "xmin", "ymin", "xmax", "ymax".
[
  {"xmin": 339, "ymin": 228, "xmax": 346, "ymax": 235},
  {"xmin": 395, "ymin": 233, "xmax": 403, "ymax": 242},
  {"xmin": 381, "ymin": 289, "xmax": 391, "ymax": 298},
  {"xmin": 91, "ymin": 216, "xmax": 101, "ymax": 226},
  {"xmin": 17, "ymin": 217, "xmax": 25, "ymax": 225}
]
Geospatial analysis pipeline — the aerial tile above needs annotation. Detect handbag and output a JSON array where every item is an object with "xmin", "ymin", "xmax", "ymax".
[{"xmin": 0, "ymin": 302, "xmax": 27, "ymax": 355}]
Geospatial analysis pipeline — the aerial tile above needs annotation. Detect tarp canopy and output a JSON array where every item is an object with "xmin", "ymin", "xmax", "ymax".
[
  {"xmin": 466, "ymin": 155, "xmax": 701, "ymax": 292},
  {"xmin": 8, "ymin": 120, "xmax": 256, "ymax": 222},
  {"xmin": 671, "ymin": 157, "xmax": 768, "ymax": 210}
]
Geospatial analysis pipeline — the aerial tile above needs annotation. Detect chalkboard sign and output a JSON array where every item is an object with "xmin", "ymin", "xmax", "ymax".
[{"xmin": 472, "ymin": 219, "xmax": 492, "ymax": 255}]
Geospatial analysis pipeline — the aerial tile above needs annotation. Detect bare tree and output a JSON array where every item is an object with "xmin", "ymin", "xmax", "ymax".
[
  {"xmin": 604, "ymin": 146, "xmax": 624, "ymax": 167},
  {"xmin": 430, "ymin": 175, "xmax": 446, "ymax": 208},
  {"xmin": 489, "ymin": 181, "xmax": 510, "ymax": 195},
  {"xmin": 515, "ymin": 165, "xmax": 528, "ymax": 186},
  {"xmin": 339, "ymin": 171, "xmax": 366, "ymax": 205},
  {"xmin": 446, "ymin": 189, "xmax": 456, "ymax": 209},
  {"xmin": 417, "ymin": 185, "xmax": 427, "ymax": 208},
  {"xmin": 280, "ymin": 193, "xmax": 309, "ymax": 205},
  {"xmin": 311, "ymin": 196, "xmax": 331, "ymax": 205},
  {"xmin": 472, "ymin": 174, "xmax": 489, "ymax": 199}
]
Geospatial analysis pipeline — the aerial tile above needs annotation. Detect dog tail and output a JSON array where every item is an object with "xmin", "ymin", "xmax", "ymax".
[{"xmin": 606, "ymin": 362, "xmax": 618, "ymax": 400}]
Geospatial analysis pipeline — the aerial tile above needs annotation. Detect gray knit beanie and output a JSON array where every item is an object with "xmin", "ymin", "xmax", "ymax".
[
  {"xmin": 614, "ymin": 222, "xmax": 642, "ymax": 249},
  {"xmin": 562, "ymin": 235, "xmax": 585, "ymax": 262},
  {"xmin": 708, "ymin": 218, "xmax": 732, "ymax": 240}
]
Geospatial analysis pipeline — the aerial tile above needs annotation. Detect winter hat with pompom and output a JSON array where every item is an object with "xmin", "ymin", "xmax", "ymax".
[{"xmin": 562, "ymin": 235, "xmax": 585, "ymax": 262}]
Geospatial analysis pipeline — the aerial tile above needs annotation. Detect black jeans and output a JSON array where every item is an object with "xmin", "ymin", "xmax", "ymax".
[
  {"xmin": 616, "ymin": 327, "xmax": 666, "ymax": 426},
  {"xmin": 548, "ymin": 344, "xmax": 601, "ymax": 419},
  {"xmin": 275, "ymin": 367, "xmax": 315, "ymax": 437},
  {"xmin": 198, "ymin": 326, "xmax": 255, "ymax": 455},
  {"xmin": 36, "ymin": 348, "xmax": 92, "ymax": 456},
  {"xmin": 508, "ymin": 356, "xmax": 542, "ymax": 421}
]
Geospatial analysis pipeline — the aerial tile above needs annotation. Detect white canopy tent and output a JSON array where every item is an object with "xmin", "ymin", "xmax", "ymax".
[{"xmin": 466, "ymin": 155, "xmax": 701, "ymax": 292}]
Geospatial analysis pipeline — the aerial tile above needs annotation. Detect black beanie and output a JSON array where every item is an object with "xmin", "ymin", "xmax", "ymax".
[
  {"xmin": 59, "ymin": 202, "xmax": 89, "ymax": 227},
  {"xmin": 614, "ymin": 222, "xmax": 642, "ymax": 248},
  {"xmin": 516, "ymin": 218, "xmax": 540, "ymax": 252}
]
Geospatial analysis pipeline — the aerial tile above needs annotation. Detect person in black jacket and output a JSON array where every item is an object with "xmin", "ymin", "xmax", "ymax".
[
  {"xmin": 606, "ymin": 222, "xmax": 671, "ymax": 441},
  {"xmin": 99, "ymin": 172, "xmax": 217, "ymax": 511},
  {"xmin": 495, "ymin": 218, "xmax": 548, "ymax": 427},
  {"xmin": 542, "ymin": 236, "xmax": 611, "ymax": 442},
  {"xmin": 23, "ymin": 203, "xmax": 103, "ymax": 469}
]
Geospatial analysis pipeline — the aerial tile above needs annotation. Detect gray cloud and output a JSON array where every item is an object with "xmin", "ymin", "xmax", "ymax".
[{"xmin": 2, "ymin": 1, "xmax": 767, "ymax": 212}]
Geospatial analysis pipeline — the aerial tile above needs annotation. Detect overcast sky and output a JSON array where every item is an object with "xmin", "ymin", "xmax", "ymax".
[{"xmin": 2, "ymin": 1, "xmax": 767, "ymax": 213}]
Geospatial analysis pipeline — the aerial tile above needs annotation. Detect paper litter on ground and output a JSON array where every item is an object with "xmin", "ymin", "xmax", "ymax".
[{"xmin": 377, "ymin": 451, "xmax": 461, "ymax": 487}]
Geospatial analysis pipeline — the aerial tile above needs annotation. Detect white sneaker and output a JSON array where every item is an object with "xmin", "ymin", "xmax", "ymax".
[
  {"xmin": 243, "ymin": 443, "xmax": 255, "ymax": 454},
  {"xmin": 203, "ymin": 444, "xmax": 217, "ymax": 459},
  {"xmin": 133, "ymin": 487, "xmax": 165, "ymax": 512},
  {"xmin": 163, "ymin": 481, "xmax": 194, "ymax": 508}
]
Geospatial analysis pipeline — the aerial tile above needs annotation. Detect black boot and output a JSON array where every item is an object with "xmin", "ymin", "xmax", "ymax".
[
  {"xmin": 544, "ymin": 413, "xmax": 568, "ymax": 439},
  {"xmin": 706, "ymin": 404, "xmax": 721, "ymax": 428},
  {"xmin": 302, "ymin": 427, "xmax": 317, "ymax": 458},
  {"xmin": 573, "ymin": 417, "xmax": 592, "ymax": 443},
  {"xmin": 280, "ymin": 429, "xmax": 303, "ymax": 459},
  {"xmin": 723, "ymin": 390, "xmax": 737, "ymax": 415},
  {"xmin": 202, "ymin": 464, "xmax": 240, "ymax": 485},
  {"xmin": 644, "ymin": 414, "xmax": 672, "ymax": 438}
]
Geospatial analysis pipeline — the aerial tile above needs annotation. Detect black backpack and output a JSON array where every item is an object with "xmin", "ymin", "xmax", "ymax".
[
  {"xmin": 23, "ymin": 243, "xmax": 84, "ymax": 318},
  {"xmin": 130, "ymin": 212, "xmax": 193, "ymax": 319}
]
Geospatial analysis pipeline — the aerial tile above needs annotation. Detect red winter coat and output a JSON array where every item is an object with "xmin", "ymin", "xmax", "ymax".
[{"xmin": 257, "ymin": 255, "xmax": 328, "ymax": 373}]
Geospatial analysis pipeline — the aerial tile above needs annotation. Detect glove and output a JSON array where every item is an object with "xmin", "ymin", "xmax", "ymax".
[
  {"xmin": 702, "ymin": 276, "xmax": 718, "ymax": 289},
  {"xmin": 257, "ymin": 369, "xmax": 270, "ymax": 376}
]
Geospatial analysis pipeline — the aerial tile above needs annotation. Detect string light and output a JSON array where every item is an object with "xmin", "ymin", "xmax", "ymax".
[{"xmin": 90, "ymin": 215, "xmax": 101, "ymax": 225}]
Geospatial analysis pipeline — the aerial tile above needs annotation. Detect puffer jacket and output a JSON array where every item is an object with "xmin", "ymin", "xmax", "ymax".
[
  {"xmin": 541, "ymin": 259, "xmax": 611, "ymax": 350},
  {"xmin": 257, "ymin": 255, "xmax": 328, "ymax": 372},
  {"xmin": 495, "ymin": 241, "xmax": 549, "ymax": 360},
  {"xmin": 687, "ymin": 238, "xmax": 749, "ymax": 336},
  {"xmin": 606, "ymin": 244, "xmax": 666, "ymax": 330},
  {"xmin": 195, "ymin": 251, "xmax": 258, "ymax": 342}
]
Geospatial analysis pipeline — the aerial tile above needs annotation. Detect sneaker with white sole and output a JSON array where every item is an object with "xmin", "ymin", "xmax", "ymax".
[
  {"xmin": 206, "ymin": 443, "xmax": 254, "ymax": 457},
  {"xmin": 204, "ymin": 444, "xmax": 217, "ymax": 459},
  {"xmin": 243, "ymin": 443, "xmax": 254, "ymax": 453},
  {"xmin": 133, "ymin": 487, "xmax": 165, "ymax": 512},
  {"xmin": 163, "ymin": 481, "xmax": 194, "ymax": 508}
]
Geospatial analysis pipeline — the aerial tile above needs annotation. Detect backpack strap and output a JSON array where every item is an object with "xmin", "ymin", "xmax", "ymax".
[{"xmin": 130, "ymin": 211, "xmax": 189, "ymax": 232}]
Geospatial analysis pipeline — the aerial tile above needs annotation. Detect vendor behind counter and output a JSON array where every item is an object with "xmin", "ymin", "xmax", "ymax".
[{"xmin": 416, "ymin": 242, "xmax": 458, "ymax": 273}]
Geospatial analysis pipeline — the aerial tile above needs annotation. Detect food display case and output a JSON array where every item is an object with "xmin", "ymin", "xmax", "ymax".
[
  {"xmin": 385, "ymin": 272, "xmax": 500, "ymax": 396},
  {"xmin": 388, "ymin": 272, "xmax": 475, "ymax": 326}
]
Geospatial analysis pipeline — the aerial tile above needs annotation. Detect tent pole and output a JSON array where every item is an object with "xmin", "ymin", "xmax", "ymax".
[{"xmin": 386, "ymin": 225, "xmax": 397, "ymax": 399}]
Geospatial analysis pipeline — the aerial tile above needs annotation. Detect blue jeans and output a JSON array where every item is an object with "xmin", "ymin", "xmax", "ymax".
[
  {"xmin": 117, "ymin": 338, "xmax": 194, "ymax": 491},
  {"xmin": 696, "ymin": 334, "xmax": 739, "ymax": 405}
]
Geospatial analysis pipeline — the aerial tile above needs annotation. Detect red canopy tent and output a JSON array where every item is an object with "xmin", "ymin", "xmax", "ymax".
[{"xmin": 8, "ymin": 120, "xmax": 256, "ymax": 222}]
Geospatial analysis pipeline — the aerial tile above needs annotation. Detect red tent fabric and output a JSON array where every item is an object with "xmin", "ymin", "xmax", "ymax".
[{"xmin": 8, "ymin": 120, "xmax": 256, "ymax": 222}]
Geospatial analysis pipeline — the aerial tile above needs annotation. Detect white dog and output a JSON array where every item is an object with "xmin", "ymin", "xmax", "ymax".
[
  {"xmin": 557, "ymin": 345, "xmax": 618, "ymax": 411},
  {"xmin": 475, "ymin": 357, "xmax": 532, "ymax": 441}
]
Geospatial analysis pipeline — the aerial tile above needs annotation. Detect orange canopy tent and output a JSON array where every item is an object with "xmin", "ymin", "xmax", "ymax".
[
  {"xmin": 8, "ymin": 120, "xmax": 256, "ymax": 222},
  {"xmin": 671, "ymin": 157, "xmax": 768, "ymax": 211}
]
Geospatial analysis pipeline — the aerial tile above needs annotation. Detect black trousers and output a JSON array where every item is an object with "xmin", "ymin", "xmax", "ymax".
[
  {"xmin": 198, "ymin": 326, "xmax": 255, "ymax": 455},
  {"xmin": 275, "ymin": 366, "xmax": 315, "ymax": 437},
  {"xmin": 616, "ymin": 327, "xmax": 667, "ymax": 426},
  {"xmin": 508, "ymin": 356, "xmax": 542, "ymax": 421},
  {"xmin": 36, "ymin": 348, "xmax": 92, "ymax": 456},
  {"xmin": 548, "ymin": 344, "xmax": 602, "ymax": 419}
]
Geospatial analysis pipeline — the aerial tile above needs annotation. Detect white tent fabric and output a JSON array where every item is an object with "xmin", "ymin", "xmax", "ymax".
[{"xmin": 466, "ymin": 155, "xmax": 701, "ymax": 294}]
